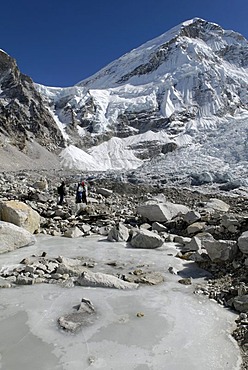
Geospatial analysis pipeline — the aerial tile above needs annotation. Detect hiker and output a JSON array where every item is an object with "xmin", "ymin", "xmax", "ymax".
[
  {"xmin": 76, "ymin": 181, "xmax": 87, "ymax": 204},
  {"xmin": 57, "ymin": 181, "xmax": 67, "ymax": 205}
]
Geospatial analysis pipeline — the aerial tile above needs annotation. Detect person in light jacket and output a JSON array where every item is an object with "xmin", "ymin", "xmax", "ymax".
[{"xmin": 76, "ymin": 181, "xmax": 87, "ymax": 204}]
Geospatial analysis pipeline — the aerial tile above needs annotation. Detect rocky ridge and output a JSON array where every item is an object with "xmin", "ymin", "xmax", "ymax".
[{"xmin": 0, "ymin": 50, "xmax": 65, "ymax": 153}]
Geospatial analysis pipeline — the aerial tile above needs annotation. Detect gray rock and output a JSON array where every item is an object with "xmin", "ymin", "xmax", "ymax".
[
  {"xmin": 81, "ymin": 224, "xmax": 91, "ymax": 234},
  {"xmin": 174, "ymin": 236, "xmax": 191, "ymax": 245},
  {"xmin": 96, "ymin": 188, "xmax": 113, "ymax": 197},
  {"xmin": 140, "ymin": 223, "xmax": 152, "ymax": 230},
  {"xmin": 238, "ymin": 231, "xmax": 248, "ymax": 254},
  {"xmin": 202, "ymin": 237, "xmax": 238, "ymax": 262},
  {"xmin": 107, "ymin": 222, "xmax": 129, "ymax": 242},
  {"xmin": 58, "ymin": 298, "xmax": 96, "ymax": 332},
  {"xmin": 168, "ymin": 266, "xmax": 178, "ymax": 275},
  {"xmin": 77, "ymin": 270, "xmax": 138, "ymax": 290},
  {"xmin": 233, "ymin": 295, "xmax": 248, "ymax": 313},
  {"xmin": 63, "ymin": 227, "xmax": 83, "ymax": 238},
  {"xmin": 130, "ymin": 229, "xmax": 164, "ymax": 249},
  {"xmin": 15, "ymin": 276, "xmax": 34, "ymax": 285},
  {"xmin": 187, "ymin": 222, "xmax": 206, "ymax": 235},
  {"xmin": 0, "ymin": 276, "xmax": 12, "ymax": 288},
  {"xmin": 123, "ymin": 271, "xmax": 164, "ymax": 285},
  {"xmin": 185, "ymin": 236, "xmax": 202, "ymax": 251},
  {"xmin": 0, "ymin": 221, "xmax": 36, "ymax": 254},
  {"xmin": 98, "ymin": 226, "xmax": 111, "ymax": 236},
  {"xmin": 152, "ymin": 222, "xmax": 168, "ymax": 233},
  {"xmin": 32, "ymin": 178, "xmax": 48, "ymax": 191},
  {"xmin": 178, "ymin": 278, "xmax": 192, "ymax": 285},
  {"xmin": 183, "ymin": 210, "xmax": 201, "ymax": 225},
  {"xmin": 221, "ymin": 214, "xmax": 239, "ymax": 230}
]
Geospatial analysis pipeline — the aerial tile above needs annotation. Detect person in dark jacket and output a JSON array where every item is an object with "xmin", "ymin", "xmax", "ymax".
[{"xmin": 57, "ymin": 181, "xmax": 67, "ymax": 205}]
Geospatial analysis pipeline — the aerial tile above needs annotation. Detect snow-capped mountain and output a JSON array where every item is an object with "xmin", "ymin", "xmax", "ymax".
[
  {"xmin": 1, "ymin": 18, "xmax": 248, "ymax": 186},
  {"xmin": 34, "ymin": 18, "xmax": 248, "ymax": 185},
  {"xmin": 37, "ymin": 18, "xmax": 248, "ymax": 135}
]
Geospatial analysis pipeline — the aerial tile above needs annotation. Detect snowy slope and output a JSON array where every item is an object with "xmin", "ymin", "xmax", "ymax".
[{"xmin": 35, "ymin": 18, "xmax": 248, "ymax": 184}]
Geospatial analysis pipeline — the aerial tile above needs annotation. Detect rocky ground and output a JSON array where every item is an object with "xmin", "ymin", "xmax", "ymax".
[{"xmin": 0, "ymin": 168, "xmax": 248, "ymax": 368}]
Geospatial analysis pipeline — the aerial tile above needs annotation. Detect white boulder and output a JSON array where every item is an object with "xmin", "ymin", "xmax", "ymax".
[
  {"xmin": 0, "ymin": 221, "xmax": 36, "ymax": 254},
  {"xmin": 77, "ymin": 270, "xmax": 138, "ymax": 290},
  {"xmin": 130, "ymin": 229, "xmax": 164, "ymax": 249},
  {"xmin": 63, "ymin": 227, "xmax": 83, "ymax": 238},
  {"xmin": 204, "ymin": 198, "xmax": 230, "ymax": 213},
  {"xmin": 137, "ymin": 201, "xmax": 190, "ymax": 222}
]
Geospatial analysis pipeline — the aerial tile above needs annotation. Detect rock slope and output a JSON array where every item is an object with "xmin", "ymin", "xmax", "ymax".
[{"xmin": 0, "ymin": 50, "xmax": 65, "ymax": 154}]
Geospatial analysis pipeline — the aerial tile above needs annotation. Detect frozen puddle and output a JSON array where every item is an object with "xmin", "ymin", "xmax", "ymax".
[{"xmin": 0, "ymin": 235, "xmax": 242, "ymax": 370}]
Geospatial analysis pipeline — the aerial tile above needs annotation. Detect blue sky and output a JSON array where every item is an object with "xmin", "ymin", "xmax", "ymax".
[{"xmin": 1, "ymin": 0, "xmax": 248, "ymax": 87}]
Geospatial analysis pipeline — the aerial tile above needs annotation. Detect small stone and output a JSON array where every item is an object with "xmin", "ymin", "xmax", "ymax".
[{"xmin": 178, "ymin": 278, "xmax": 192, "ymax": 285}]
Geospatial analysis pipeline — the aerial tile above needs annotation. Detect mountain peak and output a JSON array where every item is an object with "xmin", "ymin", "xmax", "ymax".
[{"xmin": 1, "ymin": 18, "xmax": 248, "ymax": 184}]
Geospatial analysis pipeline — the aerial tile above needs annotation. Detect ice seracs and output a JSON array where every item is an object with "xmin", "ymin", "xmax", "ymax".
[{"xmin": 34, "ymin": 18, "xmax": 248, "ymax": 183}]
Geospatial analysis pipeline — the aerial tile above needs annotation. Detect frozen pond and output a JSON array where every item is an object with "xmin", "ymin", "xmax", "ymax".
[{"xmin": 0, "ymin": 235, "xmax": 242, "ymax": 370}]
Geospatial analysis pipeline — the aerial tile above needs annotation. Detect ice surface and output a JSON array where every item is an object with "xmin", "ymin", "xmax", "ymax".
[{"xmin": 0, "ymin": 236, "xmax": 242, "ymax": 370}]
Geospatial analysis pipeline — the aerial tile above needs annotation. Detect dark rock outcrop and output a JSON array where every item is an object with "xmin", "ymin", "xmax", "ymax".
[{"xmin": 0, "ymin": 50, "xmax": 65, "ymax": 152}]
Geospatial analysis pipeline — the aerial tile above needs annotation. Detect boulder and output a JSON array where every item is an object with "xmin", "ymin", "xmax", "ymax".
[
  {"xmin": 152, "ymin": 222, "xmax": 168, "ymax": 233},
  {"xmin": 238, "ymin": 231, "xmax": 248, "ymax": 254},
  {"xmin": 0, "ymin": 200, "xmax": 40, "ymax": 233},
  {"xmin": 32, "ymin": 177, "xmax": 48, "ymax": 191},
  {"xmin": 107, "ymin": 222, "xmax": 129, "ymax": 242},
  {"xmin": 140, "ymin": 223, "xmax": 152, "ymax": 231},
  {"xmin": 202, "ymin": 237, "xmax": 238, "ymax": 262},
  {"xmin": 174, "ymin": 236, "xmax": 191, "ymax": 245},
  {"xmin": 63, "ymin": 227, "xmax": 83, "ymax": 238},
  {"xmin": 0, "ymin": 276, "xmax": 12, "ymax": 288},
  {"xmin": 77, "ymin": 270, "xmax": 138, "ymax": 290},
  {"xmin": 130, "ymin": 229, "xmax": 164, "ymax": 249},
  {"xmin": 81, "ymin": 224, "xmax": 91, "ymax": 234},
  {"xmin": 137, "ymin": 202, "xmax": 190, "ymax": 222},
  {"xmin": 233, "ymin": 295, "xmax": 248, "ymax": 313},
  {"xmin": 183, "ymin": 210, "xmax": 201, "ymax": 225},
  {"xmin": 58, "ymin": 298, "xmax": 96, "ymax": 332},
  {"xmin": 204, "ymin": 198, "xmax": 230, "ymax": 213},
  {"xmin": 98, "ymin": 226, "xmax": 111, "ymax": 236},
  {"xmin": 0, "ymin": 221, "xmax": 36, "ymax": 254},
  {"xmin": 187, "ymin": 222, "xmax": 206, "ymax": 235},
  {"xmin": 96, "ymin": 188, "xmax": 113, "ymax": 197},
  {"xmin": 123, "ymin": 271, "xmax": 164, "ymax": 285},
  {"xmin": 221, "ymin": 214, "xmax": 239, "ymax": 232},
  {"xmin": 168, "ymin": 266, "xmax": 178, "ymax": 275},
  {"xmin": 185, "ymin": 236, "xmax": 202, "ymax": 251}
]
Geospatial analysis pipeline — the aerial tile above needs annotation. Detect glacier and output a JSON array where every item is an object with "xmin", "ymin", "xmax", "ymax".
[{"xmin": 34, "ymin": 18, "xmax": 248, "ymax": 186}]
